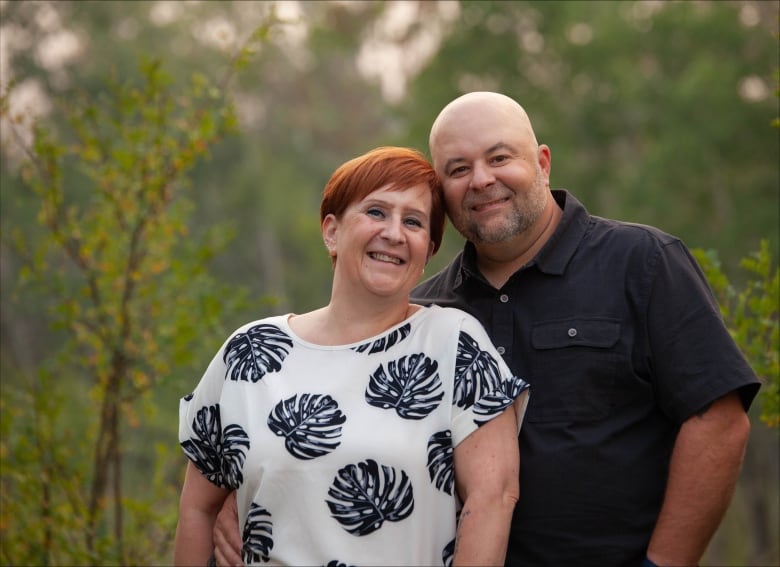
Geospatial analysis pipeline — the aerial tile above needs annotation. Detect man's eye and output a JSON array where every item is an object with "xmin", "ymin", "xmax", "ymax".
[
  {"xmin": 490, "ymin": 155, "xmax": 508, "ymax": 164},
  {"xmin": 449, "ymin": 166, "xmax": 468, "ymax": 177}
]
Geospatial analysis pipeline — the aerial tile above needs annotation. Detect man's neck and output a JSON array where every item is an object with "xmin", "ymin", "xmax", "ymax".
[{"xmin": 475, "ymin": 197, "xmax": 562, "ymax": 289}]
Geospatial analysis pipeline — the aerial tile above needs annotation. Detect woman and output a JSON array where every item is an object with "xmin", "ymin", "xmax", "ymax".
[{"xmin": 174, "ymin": 147, "xmax": 530, "ymax": 566}]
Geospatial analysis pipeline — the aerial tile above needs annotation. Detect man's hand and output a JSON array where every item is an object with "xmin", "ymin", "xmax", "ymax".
[{"xmin": 213, "ymin": 491, "xmax": 244, "ymax": 567}]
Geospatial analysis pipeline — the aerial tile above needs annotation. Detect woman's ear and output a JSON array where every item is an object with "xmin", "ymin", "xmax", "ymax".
[{"xmin": 322, "ymin": 214, "xmax": 338, "ymax": 257}]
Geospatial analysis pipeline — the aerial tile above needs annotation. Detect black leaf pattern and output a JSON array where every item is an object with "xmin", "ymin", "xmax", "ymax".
[
  {"xmin": 473, "ymin": 377, "xmax": 529, "ymax": 425},
  {"xmin": 326, "ymin": 459, "xmax": 414, "ymax": 536},
  {"xmin": 352, "ymin": 323, "xmax": 411, "ymax": 354},
  {"xmin": 242, "ymin": 502, "xmax": 273, "ymax": 564},
  {"xmin": 426, "ymin": 430, "xmax": 454, "ymax": 495},
  {"xmin": 267, "ymin": 393, "xmax": 346, "ymax": 460},
  {"xmin": 222, "ymin": 423, "xmax": 251, "ymax": 487},
  {"xmin": 181, "ymin": 404, "xmax": 249, "ymax": 489},
  {"xmin": 224, "ymin": 324, "xmax": 293, "ymax": 383},
  {"xmin": 453, "ymin": 331, "xmax": 502, "ymax": 408},
  {"xmin": 443, "ymin": 538, "xmax": 455, "ymax": 567},
  {"xmin": 365, "ymin": 353, "xmax": 443, "ymax": 419},
  {"xmin": 324, "ymin": 562, "xmax": 354, "ymax": 567}
]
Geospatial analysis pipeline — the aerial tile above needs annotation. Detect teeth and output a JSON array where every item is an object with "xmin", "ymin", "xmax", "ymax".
[{"xmin": 370, "ymin": 252, "xmax": 402, "ymax": 264}]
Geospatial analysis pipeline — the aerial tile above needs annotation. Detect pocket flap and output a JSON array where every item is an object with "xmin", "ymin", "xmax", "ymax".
[{"xmin": 531, "ymin": 318, "xmax": 620, "ymax": 350}]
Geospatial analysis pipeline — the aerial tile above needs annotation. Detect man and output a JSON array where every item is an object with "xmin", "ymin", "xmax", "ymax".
[{"xmin": 212, "ymin": 92, "xmax": 759, "ymax": 566}]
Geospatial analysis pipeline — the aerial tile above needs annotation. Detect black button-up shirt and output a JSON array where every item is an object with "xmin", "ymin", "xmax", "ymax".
[{"xmin": 412, "ymin": 189, "xmax": 759, "ymax": 566}]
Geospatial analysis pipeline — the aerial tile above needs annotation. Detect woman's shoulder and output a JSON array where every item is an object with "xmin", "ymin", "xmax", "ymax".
[
  {"xmin": 417, "ymin": 304, "xmax": 481, "ymax": 327},
  {"xmin": 227, "ymin": 314, "xmax": 291, "ymax": 339}
]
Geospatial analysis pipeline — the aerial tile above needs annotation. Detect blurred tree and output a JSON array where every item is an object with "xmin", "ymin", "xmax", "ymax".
[
  {"xmin": 0, "ymin": 32, "xmax": 270, "ymax": 563},
  {"xmin": 695, "ymin": 241, "xmax": 779, "ymax": 429},
  {"xmin": 694, "ymin": 242, "xmax": 779, "ymax": 564},
  {"xmin": 1, "ymin": 1, "xmax": 777, "ymax": 564},
  {"xmin": 399, "ymin": 0, "xmax": 779, "ymax": 278}
]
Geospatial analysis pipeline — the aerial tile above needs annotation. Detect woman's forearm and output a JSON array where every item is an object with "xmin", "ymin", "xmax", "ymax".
[
  {"xmin": 452, "ymin": 490, "xmax": 517, "ymax": 566},
  {"xmin": 175, "ymin": 462, "xmax": 232, "ymax": 566},
  {"xmin": 174, "ymin": 508, "xmax": 219, "ymax": 566}
]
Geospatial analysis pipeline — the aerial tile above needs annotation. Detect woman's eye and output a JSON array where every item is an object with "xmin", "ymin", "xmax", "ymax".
[
  {"xmin": 404, "ymin": 218, "xmax": 423, "ymax": 228},
  {"xmin": 366, "ymin": 208, "xmax": 384, "ymax": 218}
]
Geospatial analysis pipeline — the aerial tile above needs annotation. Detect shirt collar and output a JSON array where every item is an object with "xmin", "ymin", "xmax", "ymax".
[
  {"xmin": 456, "ymin": 189, "xmax": 591, "ymax": 285},
  {"xmin": 534, "ymin": 189, "xmax": 590, "ymax": 275}
]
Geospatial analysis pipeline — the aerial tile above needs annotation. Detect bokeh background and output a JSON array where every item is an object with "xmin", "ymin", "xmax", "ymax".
[{"xmin": 1, "ymin": 1, "xmax": 778, "ymax": 565}]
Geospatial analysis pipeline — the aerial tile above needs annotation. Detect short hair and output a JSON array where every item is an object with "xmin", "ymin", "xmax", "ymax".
[{"xmin": 320, "ymin": 146, "xmax": 445, "ymax": 254}]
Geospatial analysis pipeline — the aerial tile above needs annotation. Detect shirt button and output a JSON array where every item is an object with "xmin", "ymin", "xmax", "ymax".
[
  {"xmin": 567, "ymin": 328, "xmax": 578, "ymax": 338},
  {"xmin": 499, "ymin": 294, "xmax": 509, "ymax": 303},
  {"xmin": 497, "ymin": 346, "xmax": 506, "ymax": 355}
]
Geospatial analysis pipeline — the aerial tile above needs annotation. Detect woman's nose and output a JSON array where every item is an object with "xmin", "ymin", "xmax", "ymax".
[{"xmin": 381, "ymin": 216, "xmax": 405, "ymax": 243}]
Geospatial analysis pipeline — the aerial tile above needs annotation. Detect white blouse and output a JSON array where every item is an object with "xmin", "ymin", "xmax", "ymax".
[{"xmin": 180, "ymin": 305, "xmax": 529, "ymax": 566}]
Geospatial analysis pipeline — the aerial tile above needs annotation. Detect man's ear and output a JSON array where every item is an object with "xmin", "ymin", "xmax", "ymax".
[{"xmin": 538, "ymin": 144, "xmax": 552, "ymax": 179}]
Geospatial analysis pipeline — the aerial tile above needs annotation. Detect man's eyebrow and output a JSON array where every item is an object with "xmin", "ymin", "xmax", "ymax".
[
  {"xmin": 486, "ymin": 141, "xmax": 517, "ymax": 154},
  {"xmin": 443, "ymin": 156, "xmax": 466, "ymax": 174},
  {"xmin": 443, "ymin": 142, "xmax": 518, "ymax": 174}
]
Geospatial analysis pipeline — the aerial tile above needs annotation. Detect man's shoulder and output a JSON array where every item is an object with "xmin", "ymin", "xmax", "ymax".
[
  {"xmin": 411, "ymin": 253, "xmax": 466, "ymax": 306},
  {"xmin": 589, "ymin": 214, "xmax": 682, "ymax": 251}
]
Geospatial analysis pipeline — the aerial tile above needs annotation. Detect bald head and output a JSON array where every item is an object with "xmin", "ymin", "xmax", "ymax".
[{"xmin": 429, "ymin": 92, "xmax": 539, "ymax": 172}]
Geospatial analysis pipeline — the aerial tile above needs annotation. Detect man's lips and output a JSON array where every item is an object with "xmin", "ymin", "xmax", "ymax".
[{"xmin": 471, "ymin": 196, "xmax": 510, "ymax": 213}]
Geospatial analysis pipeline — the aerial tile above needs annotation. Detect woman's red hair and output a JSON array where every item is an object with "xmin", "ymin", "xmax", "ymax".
[{"xmin": 320, "ymin": 146, "xmax": 445, "ymax": 254}]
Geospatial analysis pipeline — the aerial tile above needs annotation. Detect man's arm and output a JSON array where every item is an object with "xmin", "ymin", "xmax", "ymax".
[
  {"xmin": 212, "ymin": 491, "xmax": 244, "ymax": 567},
  {"xmin": 452, "ymin": 406, "xmax": 520, "ymax": 566},
  {"xmin": 646, "ymin": 391, "xmax": 751, "ymax": 566}
]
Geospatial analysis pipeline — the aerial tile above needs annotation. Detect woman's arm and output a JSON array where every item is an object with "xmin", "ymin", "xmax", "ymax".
[
  {"xmin": 174, "ymin": 461, "xmax": 232, "ymax": 567},
  {"xmin": 452, "ymin": 405, "xmax": 520, "ymax": 567}
]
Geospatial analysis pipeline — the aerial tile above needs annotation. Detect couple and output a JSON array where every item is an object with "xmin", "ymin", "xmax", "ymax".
[{"xmin": 175, "ymin": 92, "xmax": 759, "ymax": 567}]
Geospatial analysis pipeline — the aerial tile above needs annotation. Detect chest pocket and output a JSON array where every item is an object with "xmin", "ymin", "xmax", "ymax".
[{"xmin": 527, "ymin": 317, "xmax": 621, "ymax": 423}]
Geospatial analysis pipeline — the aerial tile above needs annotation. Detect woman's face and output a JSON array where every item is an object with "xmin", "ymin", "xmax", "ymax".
[{"xmin": 323, "ymin": 183, "xmax": 434, "ymax": 300}]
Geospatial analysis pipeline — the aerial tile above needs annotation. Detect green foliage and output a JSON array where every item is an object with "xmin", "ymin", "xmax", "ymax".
[
  {"xmin": 694, "ymin": 241, "xmax": 780, "ymax": 428},
  {"xmin": 0, "ymin": 53, "xmax": 267, "ymax": 565},
  {"xmin": 401, "ymin": 1, "xmax": 779, "ymax": 276},
  {"xmin": 0, "ymin": 2, "xmax": 777, "ymax": 565}
]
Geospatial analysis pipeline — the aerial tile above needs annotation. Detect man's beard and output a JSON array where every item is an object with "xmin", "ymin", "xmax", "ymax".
[{"xmin": 457, "ymin": 168, "xmax": 548, "ymax": 245}]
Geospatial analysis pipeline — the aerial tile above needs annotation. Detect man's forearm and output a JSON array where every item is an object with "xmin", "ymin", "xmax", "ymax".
[{"xmin": 647, "ymin": 393, "xmax": 750, "ymax": 566}]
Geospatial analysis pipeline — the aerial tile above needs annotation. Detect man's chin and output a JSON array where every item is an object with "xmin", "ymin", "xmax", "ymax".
[{"xmin": 471, "ymin": 223, "xmax": 520, "ymax": 244}]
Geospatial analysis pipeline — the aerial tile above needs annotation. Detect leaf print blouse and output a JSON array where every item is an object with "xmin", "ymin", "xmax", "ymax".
[{"xmin": 179, "ymin": 305, "xmax": 530, "ymax": 566}]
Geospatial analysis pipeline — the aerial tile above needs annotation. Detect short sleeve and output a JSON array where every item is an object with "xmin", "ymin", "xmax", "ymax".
[
  {"xmin": 178, "ymin": 333, "xmax": 245, "ymax": 490},
  {"xmin": 647, "ymin": 240, "xmax": 759, "ymax": 422},
  {"xmin": 450, "ymin": 312, "xmax": 530, "ymax": 447}
]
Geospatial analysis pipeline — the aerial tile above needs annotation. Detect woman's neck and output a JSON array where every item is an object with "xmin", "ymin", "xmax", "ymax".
[{"xmin": 289, "ymin": 298, "xmax": 418, "ymax": 346}]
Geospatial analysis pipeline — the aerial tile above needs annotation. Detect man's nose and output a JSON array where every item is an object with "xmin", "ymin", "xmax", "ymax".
[{"xmin": 470, "ymin": 162, "xmax": 496, "ymax": 189}]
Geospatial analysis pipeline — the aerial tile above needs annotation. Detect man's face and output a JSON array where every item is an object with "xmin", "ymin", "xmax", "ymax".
[{"xmin": 430, "ymin": 102, "xmax": 550, "ymax": 245}]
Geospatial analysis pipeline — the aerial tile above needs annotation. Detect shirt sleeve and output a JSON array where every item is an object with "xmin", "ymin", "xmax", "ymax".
[
  {"xmin": 450, "ymin": 311, "xmax": 530, "ymax": 447},
  {"xmin": 646, "ymin": 240, "xmax": 760, "ymax": 423},
  {"xmin": 178, "ymin": 333, "xmax": 240, "ymax": 489}
]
